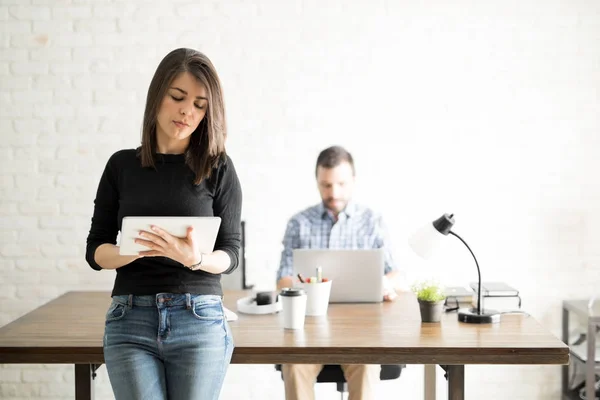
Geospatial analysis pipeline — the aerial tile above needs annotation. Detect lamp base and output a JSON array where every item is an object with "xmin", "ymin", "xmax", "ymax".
[{"xmin": 458, "ymin": 308, "xmax": 500, "ymax": 324}]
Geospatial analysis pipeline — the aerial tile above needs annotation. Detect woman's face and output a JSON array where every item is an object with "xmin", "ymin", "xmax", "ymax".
[{"xmin": 156, "ymin": 71, "xmax": 208, "ymax": 147}]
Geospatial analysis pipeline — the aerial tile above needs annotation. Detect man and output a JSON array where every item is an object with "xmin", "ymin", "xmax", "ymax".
[{"xmin": 276, "ymin": 145, "xmax": 399, "ymax": 400}]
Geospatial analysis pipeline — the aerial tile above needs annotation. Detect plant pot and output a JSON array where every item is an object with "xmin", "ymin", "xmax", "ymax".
[{"xmin": 418, "ymin": 299, "xmax": 445, "ymax": 322}]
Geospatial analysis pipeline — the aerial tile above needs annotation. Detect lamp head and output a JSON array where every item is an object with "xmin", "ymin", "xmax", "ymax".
[
  {"xmin": 408, "ymin": 213, "xmax": 455, "ymax": 260},
  {"xmin": 432, "ymin": 213, "xmax": 455, "ymax": 235}
]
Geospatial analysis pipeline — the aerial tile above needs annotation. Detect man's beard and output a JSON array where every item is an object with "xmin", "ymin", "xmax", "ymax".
[{"xmin": 325, "ymin": 198, "xmax": 346, "ymax": 212}]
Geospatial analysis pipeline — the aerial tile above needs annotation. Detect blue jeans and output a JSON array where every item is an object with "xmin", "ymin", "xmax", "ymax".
[{"xmin": 103, "ymin": 293, "xmax": 234, "ymax": 400}]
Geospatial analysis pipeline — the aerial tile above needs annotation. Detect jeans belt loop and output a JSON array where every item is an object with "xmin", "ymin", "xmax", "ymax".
[
  {"xmin": 186, "ymin": 293, "xmax": 192, "ymax": 310},
  {"xmin": 127, "ymin": 294, "xmax": 133, "ymax": 309}
]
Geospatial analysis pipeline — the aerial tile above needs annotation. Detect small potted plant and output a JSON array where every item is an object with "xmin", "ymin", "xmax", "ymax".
[{"xmin": 411, "ymin": 280, "xmax": 446, "ymax": 323}]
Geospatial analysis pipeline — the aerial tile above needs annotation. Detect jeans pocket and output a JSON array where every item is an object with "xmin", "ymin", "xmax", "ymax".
[
  {"xmin": 105, "ymin": 300, "xmax": 127, "ymax": 322},
  {"xmin": 191, "ymin": 298, "xmax": 224, "ymax": 321}
]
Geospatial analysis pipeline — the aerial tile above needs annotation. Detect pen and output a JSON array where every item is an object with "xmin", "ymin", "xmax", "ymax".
[{"xmin": 297, "ymin": 273, "xmax": 306, "ymax": 283}]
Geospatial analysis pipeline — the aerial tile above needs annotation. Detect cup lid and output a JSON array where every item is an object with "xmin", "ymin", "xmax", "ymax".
[{"xmin": 279, "ymin": 287, "xmax": 306, "ymax": 297}]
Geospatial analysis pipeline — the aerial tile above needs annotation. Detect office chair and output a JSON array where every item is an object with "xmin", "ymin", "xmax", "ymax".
[
  {"xmin": 275, "ymin": 364, "xmax": 404, "ymax": 399},
  {"xmin": 220, "ymin": 221, "xmax": 253, "ymax": 290}
]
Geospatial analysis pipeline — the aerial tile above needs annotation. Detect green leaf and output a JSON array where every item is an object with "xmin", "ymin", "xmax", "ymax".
[{"xmin": 411, "ymin": 280, "xmax": 446, "ymax": 302}]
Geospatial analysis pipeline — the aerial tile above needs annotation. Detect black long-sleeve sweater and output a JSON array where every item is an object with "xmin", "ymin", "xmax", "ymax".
[{"xmin": 85, "ymin": 148, "xmax": 242, "ymax": 297}]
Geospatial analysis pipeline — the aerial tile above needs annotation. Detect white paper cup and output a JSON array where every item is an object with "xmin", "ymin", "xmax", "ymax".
[
  {"xmin": 301, "ymin": 280, "xmax": 332, "ymax": 316},
  {"xmin": 279, "ymin": 288, "xmax": 307, "ymax": 329}
]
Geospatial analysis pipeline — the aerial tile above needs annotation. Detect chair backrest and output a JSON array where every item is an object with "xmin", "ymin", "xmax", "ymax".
[
  {"xmin": 220, "ymin": 221, "xmax": 254, "ymax": 290},
  {"xmin": 275, "ymin": 364, "xmax": 404, "ymax": 393},
  {"xmin": 316, "ymin": 364, "xmax": 404, "ymax": 382}
]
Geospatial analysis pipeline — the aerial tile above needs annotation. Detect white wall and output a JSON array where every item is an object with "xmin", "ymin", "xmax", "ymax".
[{"xmin": 1, "ymin": 0, "xmax": 599, "ymax": 398}]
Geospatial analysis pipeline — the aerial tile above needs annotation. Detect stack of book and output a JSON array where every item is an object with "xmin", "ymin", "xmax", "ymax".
[
  {"xmin": 469, "ymin": 282, "xmax": 521, "ymax": 312},
  {"xmin": 443, "ymin": 286, "xmax": 475, "ymax": 310}
]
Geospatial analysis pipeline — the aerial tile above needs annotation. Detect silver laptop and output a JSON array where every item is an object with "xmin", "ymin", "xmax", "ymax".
[{"xmin": 293, "ymin": 249, "xmax": 384, "ymax": 303}]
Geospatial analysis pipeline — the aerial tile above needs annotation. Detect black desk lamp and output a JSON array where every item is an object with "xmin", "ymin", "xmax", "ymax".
[{"xmin": 409, "ymin": 213, "xmax": 500, "ymax": 324}]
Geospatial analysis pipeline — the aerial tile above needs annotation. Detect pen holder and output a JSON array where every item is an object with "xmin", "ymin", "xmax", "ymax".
[{"xmin": 300, "ymin": 280, "xmax": 332, "ymax": 316}]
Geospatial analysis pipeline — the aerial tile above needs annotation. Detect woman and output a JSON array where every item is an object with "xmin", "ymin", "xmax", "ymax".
[{"xmin": 85, "ymin": 48, "xmax": 242, "ymax": 400}]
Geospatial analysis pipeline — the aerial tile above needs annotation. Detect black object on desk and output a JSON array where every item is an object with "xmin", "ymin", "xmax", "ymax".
[{"xmin": 255, "ymin": 291, "xmax": 277, "ymax": 306}]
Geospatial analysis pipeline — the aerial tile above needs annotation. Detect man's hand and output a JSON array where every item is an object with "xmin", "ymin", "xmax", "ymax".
[
  {"xmin": 383, "ymin": 276, "xmax": 398, "ymax": 302},
  {"xmin": 277, "ymin": 276, "xmax": 295, "ymax": 290},
  {"xmin": 383, "ymin": 288, "xmax": 398, "ymax": 302}
]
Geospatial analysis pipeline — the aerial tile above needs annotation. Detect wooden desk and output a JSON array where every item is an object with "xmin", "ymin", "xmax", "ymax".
[{"xmin": 0, "ymin": 291, "xmax": 568, "ymax": 400}]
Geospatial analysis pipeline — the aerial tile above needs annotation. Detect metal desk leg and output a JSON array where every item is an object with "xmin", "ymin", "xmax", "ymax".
[
  {"xmin": 75, "ymin": 364, "xmax": 95, "ymax": 400},
  {"xmin": 424, "ymin": 364, "xmax": 436, "ymax": 400},
  {"xmin": 587, "ymin": 322, "xmax": 596, "ymax": 400},
  {"xmin": 561, "ymin": 307, "xmax": 569, "ymax": 396},
  {"xmin": 446, "ymin": 365, "xmax": 464, "ymax": 400}
]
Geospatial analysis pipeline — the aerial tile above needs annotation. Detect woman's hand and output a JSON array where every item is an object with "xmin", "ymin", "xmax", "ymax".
[{"xmin": 136, "ymin": 225, "xmax": 202, "ymax": 268}]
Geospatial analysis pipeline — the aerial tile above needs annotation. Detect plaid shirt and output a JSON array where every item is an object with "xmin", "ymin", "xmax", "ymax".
[{"xmin": 276, "ymin": 201, "xmax": 397, "ymax": 281}]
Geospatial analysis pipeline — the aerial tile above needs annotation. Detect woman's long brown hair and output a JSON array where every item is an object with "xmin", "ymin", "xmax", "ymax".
[{"xmin": 140, "ymin": 48, "xmax": 227, "ymax": 184}]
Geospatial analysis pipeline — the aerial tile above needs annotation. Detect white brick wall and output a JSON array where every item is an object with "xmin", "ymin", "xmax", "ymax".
[{"xmin": 1, "ymin": 0, "xmax": 599, "ymax": 399}]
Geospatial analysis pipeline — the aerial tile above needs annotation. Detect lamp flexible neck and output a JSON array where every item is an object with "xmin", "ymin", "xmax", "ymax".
[{"xmin": 449, "ymin": 231, "xmax": 482, "ymax": 315}]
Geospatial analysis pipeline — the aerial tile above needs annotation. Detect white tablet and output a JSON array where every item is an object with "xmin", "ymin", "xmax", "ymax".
[{"xmin": 119, "ymin": 216, "xmax": 221, "ymax": 256}]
